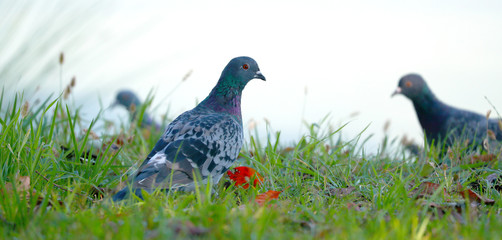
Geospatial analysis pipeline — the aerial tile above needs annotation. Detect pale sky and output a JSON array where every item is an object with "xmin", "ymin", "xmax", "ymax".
[{"xmin": 2, "ymin": 0, "xmax": 502, "ymax": 153}]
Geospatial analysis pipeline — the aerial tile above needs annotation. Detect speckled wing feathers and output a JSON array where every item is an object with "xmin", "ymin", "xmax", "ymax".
[{"xmin": 129, "ymin": 108, "xmax": 243, "ymax": 192}]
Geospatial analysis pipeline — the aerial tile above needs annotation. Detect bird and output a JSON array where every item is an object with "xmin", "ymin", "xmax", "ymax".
[
  {"xmin": 113, "ymin": 90, "xmax": 160, "ymax": 129},
  {"xmin": 392, "ymin": 73, "xmax": 502, "ymax": 149},
  {"xmin": 112, "ymin": 56, "xmax": 266, "ymax": 201}
]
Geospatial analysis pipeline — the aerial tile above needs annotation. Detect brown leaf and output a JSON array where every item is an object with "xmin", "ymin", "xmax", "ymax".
[
  {"xmin": 471, "ymin": 154, "xmax": 497, "ymax": 163},
  {"xmin": 414, "ymin": 182, "xmax": 450, "ymax": 200},
  {"xmin": 2, "ymin": 175, "xmax": 32, "ymax": 201},
  {"xmin": 297, "ymin": 219, "xmax": 316, "ymax": 230},
  {"xmin": 89, "ymin": 186, "xmax": 114, "ymax": 200},
  {"xmin": 419, "ymin": 182, "xmax": 440, "ymax": 195},
  {"xmin": 486, "ymin": 173, "xmax": 499, "ymax": 183},
  {"xmin": 346, "ymin": 202, "xmax": 361, "ymax": 211},
  {"xmin": 456, "ymin": 184, "xmax": 495, "ymax": 205},
  {"xmin": 420, "ymin": 201, "xmax": 465, "ymax": 222},
  {"xmin": 16, "ymin": 176, "xmax": 31, "ymax": 192},
  {"xmin": 327, "ymin": 186, "xmax": 356, "ymax": 197},
  {"xmin": 282, "ymin": 147, "xmax": 295, "ymax": 153},
  {"xmin": 83, "ymin": 129, "xmax": 100, "ymax": 140},
  {"xmin": 173, "ymin": 221, "xmax": 209, "ymax": 236}
]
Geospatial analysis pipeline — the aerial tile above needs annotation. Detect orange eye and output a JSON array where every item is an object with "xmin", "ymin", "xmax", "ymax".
[
  {"xmin": 405, "ymin": 81, "xmax": 412, "ymax": 88},
  {"xmin": 242, "ymin": 64, "xmax": 249, "ymax": 70}
]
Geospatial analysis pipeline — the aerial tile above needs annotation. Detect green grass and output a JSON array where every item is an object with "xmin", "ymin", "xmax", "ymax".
[{"xmin": 1, "ymin": 90, "xmax": 502, "ymax": 240}]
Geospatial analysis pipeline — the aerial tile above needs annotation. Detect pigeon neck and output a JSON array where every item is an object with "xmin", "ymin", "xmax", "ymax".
[
  {"xmin": 412, "ymin": 91, "xmax": 448, "ymax": 134},
  {"xmin": 199, "ymin": 85, "xmax": 243, "ymax": 122}
]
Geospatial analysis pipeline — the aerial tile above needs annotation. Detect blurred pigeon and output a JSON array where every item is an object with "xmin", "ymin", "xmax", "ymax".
[
  {"xmin": 392, "ymin": 73, "xmax": 502, "ymax": 148},
  {"xmin": 113, "ymin": 56, "xmax": 266, "ymax": 201},
  {"xmin": 113, "ymin": 90, "xmax": 159, "ymax": 129}
]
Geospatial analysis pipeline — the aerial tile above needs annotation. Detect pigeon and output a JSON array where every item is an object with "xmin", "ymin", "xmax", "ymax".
[
  {"xmin": 112, "ymin": 56, "xmax": 266, "ymax": 201},
  {"xmin": 113, "ymin": 90, "xmax": 160, "ymax": 129},
  {"xmin": 392, "ymin": 73, "xmax": 502, "ymax": 148}
]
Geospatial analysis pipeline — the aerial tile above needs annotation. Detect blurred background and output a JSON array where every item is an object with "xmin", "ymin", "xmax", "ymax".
[{"xmin": 2, "ymin": 0, "xmax": 502, "ymax": 153}]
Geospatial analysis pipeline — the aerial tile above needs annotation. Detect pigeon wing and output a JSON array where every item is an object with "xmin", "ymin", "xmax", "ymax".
[{"xmin": 131, "ymin": 113, "xmax": 242, "ymax": 191}]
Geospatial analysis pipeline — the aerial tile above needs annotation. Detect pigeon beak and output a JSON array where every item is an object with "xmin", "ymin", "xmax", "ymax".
[
  {"xmin": 391, "ymin": 87, "xmax": 402, "ymax": 97},
  {"xmin": 253, "ymin": 71, "xmax": 266, "ymax": 81}
]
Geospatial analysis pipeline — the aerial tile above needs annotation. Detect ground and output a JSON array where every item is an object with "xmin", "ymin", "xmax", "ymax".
[{"xmin": 1, "ymin": 93, "xmax": 502, "ymax": 239}]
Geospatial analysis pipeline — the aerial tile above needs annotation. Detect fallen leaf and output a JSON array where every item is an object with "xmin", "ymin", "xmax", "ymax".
[
  {"xmin": 413, "ymin": 182, "xmax": 450, "ymax": 200},
  {"xmin": 2, "ymin": 175, "xmax": 32, "ymax": 199},
  {"xmin": 456, "ymin": 184, "xmax": 495, "ymax": 205},
  {"xmin": 486, "ymin": 173, "xmax": 500, "ymax": 183},
  {"xmin": 327, "ymin": 186, "xmax": 356, "ymax": 197},
  {"xmin": 173, "ymin": 220, "xmax": 209, "ymax": 236},
  {"xmin": 227, "ymin": 166, "xmax": 263, "ymax": 189},
  {"xmin": 346, "ymin": 202, "xmax": 361, "ymax": 211},
  {"xmin": 471, "ymin": 154, "xmax": 497, "ymax": 163},
  {"xmin": 419, "ymin": 163, "xmax": 434, "ymax": 178},
  {"xmin": 280, "ymin": 147, "xmax": 295, "ymax": 155},
  {"xmin": 419, "ymin": 200, "xmax": 465, "ymax": 222},
  {"xmin": 83, "ymin": 129, "xmax": 100, "ymax": 140},
  {"xmin": 255, "ymin": 190, "xmax": 282, "ymax": 206}
]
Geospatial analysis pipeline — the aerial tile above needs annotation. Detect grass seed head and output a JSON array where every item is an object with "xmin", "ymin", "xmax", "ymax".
[
  {"xmin": 483, "ymin": 138, "xmax": 490, "ymax": 153},
  {"xmin": 349, "ymin": 111, "xmax": 360, "ymax": 118},
  {"xmin": 383, "ymin": 120, "xmax": 391, "ymax": 133},
  {"xmin": 447, "ymin": 147, "xmax": 454, "ymax": 159},
  {"xmin": 182, "ymin": 69, "xmax": 193, "ymax": 82},
  {"xmin": 59, "ymin": 52, "xmax": 64, "ymax": 65},
  {"xmin": 487, "ymin": 129, "xmax": 496, "ymax": 140},
  {"xmin": 264, "ymin": 118, "xmax": 270, "ymax": 125},
  {"xmin": 248, "ymin": 119, "xmax": 257, "ymax": 130},
  {"xmin": 129, "ymin": 103, "xmax": 137, "ymax": 113},
  {"xmin": 21, "ymin": 101, "xmax": 29, "ymax": 118},
  {"xmin": 486, "ymin": 110, "xmax": 491, "ymax": 119},
  {"xmin": 70, "ymin": 76, "xmax": 76, "ymax": 87},
  {"xmin": 83, "ymin": 129, "xmax": 100, "ymax": 140},
  {"xmin": 64, "ymin": 85, "xmax": 71, "ymax": 99}
]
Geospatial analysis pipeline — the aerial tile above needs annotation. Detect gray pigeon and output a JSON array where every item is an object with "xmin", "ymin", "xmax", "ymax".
[
  {"xmin": 392, "ymin": 73, "xmax": 502, "ymax": 148},
  {"xmin": 113, "ymin": 56, "xmax": 265, "ymax": 201},
  {"xmin": 114, "ymin": 90, "xmax": 159, "ymax": 129}
]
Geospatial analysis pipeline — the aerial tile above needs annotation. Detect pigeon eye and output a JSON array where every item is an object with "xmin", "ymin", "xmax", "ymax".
[
  {"xmin": 242, "ymin": 64, "xmax": 249, "ymax": 70},
  {"xmin": 405, "ymin": 81, "xmax": 413, "ymax": 88}
]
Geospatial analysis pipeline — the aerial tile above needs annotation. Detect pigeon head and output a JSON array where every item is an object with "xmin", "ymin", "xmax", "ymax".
[
  {"xmin": 218, "ymin": 56, "xmax": 266, "ymax": 90},
  {"xmin": 200, "ymin": 56, "xmax": 265, "ymax": 118},
  {"xmin": 114, "ymin": 90, "xmax": 141, "ymax": 110},
  {"xmin": 392, "ymin": 74, "xmax": 433, "ymax": 101},
  {"xmin": 209, "ymin": 56, "xmax": 265, "ymax": 100}
]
